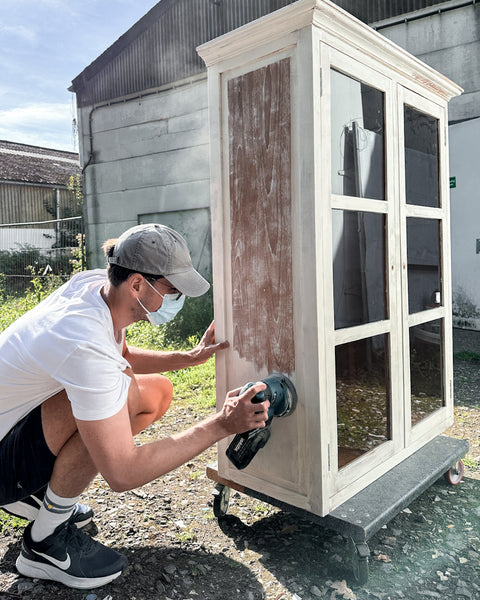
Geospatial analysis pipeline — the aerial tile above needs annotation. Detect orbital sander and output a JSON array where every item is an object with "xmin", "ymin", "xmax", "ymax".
[{"xmin": 226, "ymin": 373, "xmax": 297, "ymax": 470}]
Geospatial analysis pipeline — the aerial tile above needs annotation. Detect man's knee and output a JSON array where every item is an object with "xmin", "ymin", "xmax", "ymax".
[
  {"xmin": 140, "ymin": 374, "xmax": 173, "ymax": 420},
  {"xmin": 128, "ymin": 373, "xmax": 173, "ymax": 428}
]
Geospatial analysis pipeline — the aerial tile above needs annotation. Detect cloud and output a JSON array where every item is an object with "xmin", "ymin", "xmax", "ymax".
[
  {"xmin": 0, "ymin": 24, "xmax": 36, "ymax": 44},
  {"xmin": 0, "ymin": 103, "xmax": 71, "ymax": 126},
  {"xmin": 0, "ymin": 102, "xmax": 77, "ymax": 151}
]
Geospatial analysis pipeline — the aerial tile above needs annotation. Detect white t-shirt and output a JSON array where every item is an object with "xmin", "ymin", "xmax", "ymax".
[{"xmin": 0, "ymin": 269, "xmax": 131, "ymax": 441}]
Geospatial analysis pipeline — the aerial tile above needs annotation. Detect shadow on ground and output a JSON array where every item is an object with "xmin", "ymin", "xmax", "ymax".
[{"xmin": 218, "ymin": 475, "xmax": 480, "ymax": 599}]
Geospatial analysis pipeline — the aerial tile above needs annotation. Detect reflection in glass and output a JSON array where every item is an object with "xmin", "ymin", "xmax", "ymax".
[
  {"xmin": 407, "ymin": 218, "xmax": 441, "ymax": 314},
  {"xmin": 410, "ymin": 320, "xmax": 444, "ymax": 426},
  {"xmin": 333, "ymin": 210, "xmax": 387, "ymax": 329},
  {"xmin": 331, "ymin": 69, "xmax": 385, "ymax": 200},
  {"xmin": 336, "ymin": 335, "xmax": 391, "ymax": 469},
  {"xmin": 404, "ymin": 106, "xmax": 439, "ymax": 207}
]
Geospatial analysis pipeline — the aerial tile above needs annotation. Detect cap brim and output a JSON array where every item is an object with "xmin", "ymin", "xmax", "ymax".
[{"xmin": 167, "ymin": 268, "xmax": 210, "ymax": 297}]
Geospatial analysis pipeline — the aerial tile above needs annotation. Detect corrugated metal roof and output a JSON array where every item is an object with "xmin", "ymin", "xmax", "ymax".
[
  {"xmin": 70, "ymin": 0, "xmax": 453, "ymax": 107},
  {"xmin": 0, "ymin": 141, "xmax": 80, "ymax": 187}
]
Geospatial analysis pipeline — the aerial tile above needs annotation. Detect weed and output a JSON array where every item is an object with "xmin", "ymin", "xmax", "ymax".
[
  {"xmin": 253, "ymin": 503, "xmax": 270, "ymax": 515},
  {"xmin": 175, "ymin": 528, "xmax": 196, "ymax": 543},
  {"xmin": 0, "ymin": 512, "xmax": 27, "ymax": 534},
  {"xmin": 462, "ymin": 457, "xmax": 479, "ymax": 472}
]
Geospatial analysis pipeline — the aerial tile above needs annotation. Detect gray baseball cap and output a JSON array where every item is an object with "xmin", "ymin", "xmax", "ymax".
[{"xmin": 108, "ymin": 223, "xmax": 210, "ymax": 297}]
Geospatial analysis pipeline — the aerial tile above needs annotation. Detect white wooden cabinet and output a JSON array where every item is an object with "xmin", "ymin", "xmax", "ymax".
[{"xmin": 197, "ymin": 0, "xmax": 462, "ymax": 516}]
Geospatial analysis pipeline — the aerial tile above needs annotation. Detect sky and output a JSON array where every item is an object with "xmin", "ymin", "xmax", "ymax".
[{"xmin": 0, "ymin": 0, "xmax": 160, "ymax": 153}]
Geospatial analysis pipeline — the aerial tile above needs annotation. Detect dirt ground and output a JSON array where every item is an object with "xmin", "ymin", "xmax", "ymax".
[{"xmin": 0, "ymin": 329, "xmax": 479, "ymax": 600}]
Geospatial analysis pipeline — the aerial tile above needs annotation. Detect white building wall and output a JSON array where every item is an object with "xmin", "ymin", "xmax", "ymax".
[
  {"xmin": 0, "ymin": 229, "xmax": 53, "ymax": 252},
  {"xmin": 449, "ymin": 117, "xmax": 480, "ymax": 329},
  {"xmin": 78, "ymin": 76, "xmax": 210, "ymax": 271}
]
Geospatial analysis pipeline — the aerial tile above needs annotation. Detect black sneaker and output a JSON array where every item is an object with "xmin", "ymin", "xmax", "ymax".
[
  {"xmin": 1, "ymin": 487, "xmax": 94, "ymax": 529},
  {"xmin": 16, "ymin": 521, "xmax": 128, "ymax": 589}
]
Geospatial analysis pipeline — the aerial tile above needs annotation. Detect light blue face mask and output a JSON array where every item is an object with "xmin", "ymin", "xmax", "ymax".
[{"xmin": 137, "ymin": 279, "xmax": 185, "ymax": 325}]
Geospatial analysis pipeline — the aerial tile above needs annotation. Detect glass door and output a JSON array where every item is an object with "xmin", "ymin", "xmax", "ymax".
[
  {"xmin": 399, "ymin": 89, "xmax": 453, "ymax": 444},
  {"xmin": 324, "ymin": 50, "xmax": 452, "ymax": 502},
  {"xmin": 325, "ymin": 49, "xmax": 403, "ymax": 492}
]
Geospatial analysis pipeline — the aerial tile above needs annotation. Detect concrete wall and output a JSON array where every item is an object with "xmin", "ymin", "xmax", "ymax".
[
  {"xmin": 78, "ymin": 76, "xmax": 210, "ymax": 273},
  {"xmin": 375, "ymin": 1, "xmax": 480, "ymax": 122},
  {"xmin": 449, "ymin": 117, "xmax": 480, "ymax": 329}
]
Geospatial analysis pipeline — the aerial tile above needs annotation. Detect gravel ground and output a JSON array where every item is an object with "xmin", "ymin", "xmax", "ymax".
[{"xmin": 0, "ymin": 329, "xmax": 479, "ymax": 600}]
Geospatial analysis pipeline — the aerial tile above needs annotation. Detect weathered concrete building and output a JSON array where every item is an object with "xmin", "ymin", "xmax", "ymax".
[{"xmin": 70, "ymin": 0, "xmax": 480, "ymax": 325}]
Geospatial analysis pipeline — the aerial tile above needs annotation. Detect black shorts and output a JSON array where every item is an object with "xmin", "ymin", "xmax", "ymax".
[{"xmin": 0, "ymin": 405, "xmax": 56, "ymax": 505}]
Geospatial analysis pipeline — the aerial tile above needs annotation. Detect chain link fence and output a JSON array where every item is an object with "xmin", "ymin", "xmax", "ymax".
[{"xmin": 0, "ymin": 216, "xmax": 85, "ymax": 295}]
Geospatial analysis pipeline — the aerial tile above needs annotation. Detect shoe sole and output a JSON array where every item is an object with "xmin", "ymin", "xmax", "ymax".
[
  {"xmin": 1, "ymin": 504, "xmax": 39, "ymax": 521},
  {"xmin": 16, "ymin": 554, "xmax": 124, "ymax": 589}
]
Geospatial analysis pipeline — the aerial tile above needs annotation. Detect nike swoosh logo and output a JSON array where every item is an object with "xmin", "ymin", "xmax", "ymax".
[{"xmin": 32, "ymin": 550, "xmax": 71, "ymax": 570}]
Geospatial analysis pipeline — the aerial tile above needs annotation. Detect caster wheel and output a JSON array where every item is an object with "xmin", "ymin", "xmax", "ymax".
[
  {"xmin": 444, "ymin": 460, "xmax": 465, "ymax": 485},
  {"xmin": 212, "ymin": 483, "xmax": 230, "ymax": 518},
  {"xmin": 348, "ymin": 537, "xmax": 370, "ymax": 585}
]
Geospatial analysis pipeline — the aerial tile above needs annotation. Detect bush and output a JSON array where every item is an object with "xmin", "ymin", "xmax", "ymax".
[
  {"xmin": 0, "ymin": 244, "xmax": 76, "ymax": 295},
  {"xmin": 163, "ymin": 289, "xmax": 214, "ymax": 345},
  {"xmin": 1, "ymin": 268, "xmax": 214, "ymax": 349}
]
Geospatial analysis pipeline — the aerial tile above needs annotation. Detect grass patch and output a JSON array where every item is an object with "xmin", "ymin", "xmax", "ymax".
[
  {"xmin": 462, "ymin": 456, "xmax": 480, "ymax": 472},
  {"xmin": 0, "ymin": 512, "xmax": 27, "ymax": 534},
  {"xmin": 125, "ymin": 323, "xmax": 217, "ymax": 412},
  {"xmin": 0, "ymin": 293, "xmax": 39, "ymax": 332},
  {"xmin": 168, "ymin": 360, "xmax": 216, "ymax": 411}
]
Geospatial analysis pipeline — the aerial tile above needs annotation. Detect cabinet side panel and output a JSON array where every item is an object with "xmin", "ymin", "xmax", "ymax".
[{"xmin": 228, "ymin": 58, "xmax": 295, "ymax": 375}]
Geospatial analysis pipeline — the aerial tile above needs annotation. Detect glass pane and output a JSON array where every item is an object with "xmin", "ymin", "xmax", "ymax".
[
  {"xmin": 404, "ymin": 105, "xmax": 439, "ymax": 207},
  {"xmin": 331, "ymin": 69, "xmax": 385, "ymax": 200},
  {"xmin": 336, "ymin": 334, "xmax": 391, "ymax": 469},
  {"xmin": 407, "ymin": 218, "xmax": 441, "ymax": 314},
  {"xmin": 410, "ymin": 320, "xmax": 444, "ymax": 426},
  {"xmin": 333, "ymin": 210, "xmax": 387, "ymax": 329}
]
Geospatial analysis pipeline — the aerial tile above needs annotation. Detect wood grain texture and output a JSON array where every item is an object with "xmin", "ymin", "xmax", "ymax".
[{"xmin": 228, "ymin": 58, "xmax": 294, "ymax": 374}]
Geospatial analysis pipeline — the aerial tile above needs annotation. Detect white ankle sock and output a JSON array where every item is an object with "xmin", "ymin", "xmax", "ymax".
[{"xmin": 31, "ymin": 484, "xmax": 79, "ymax": 542}]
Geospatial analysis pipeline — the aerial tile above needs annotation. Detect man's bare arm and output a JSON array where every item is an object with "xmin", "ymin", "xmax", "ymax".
[
  {"xmin": 76, "ymin": 382, "xmax": 267, "ymax": 492},
  {"xmin": 124, "ymin": 321, "xmax": 228, "ymax": 374}
]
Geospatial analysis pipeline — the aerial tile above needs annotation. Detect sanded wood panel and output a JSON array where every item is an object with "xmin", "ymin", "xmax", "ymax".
[{"xmin": 228, "ymin": 58, "xmax": 294, "ymax": 374}]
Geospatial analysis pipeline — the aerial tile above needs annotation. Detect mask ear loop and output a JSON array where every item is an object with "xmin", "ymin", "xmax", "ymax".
[
  {"xmin": 144, "ymin": 278, "xmax": 165, "ymax": 299},
  {"xmin": 137, "ymin": 297, "xmax": 150, "ymax": 316}
]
